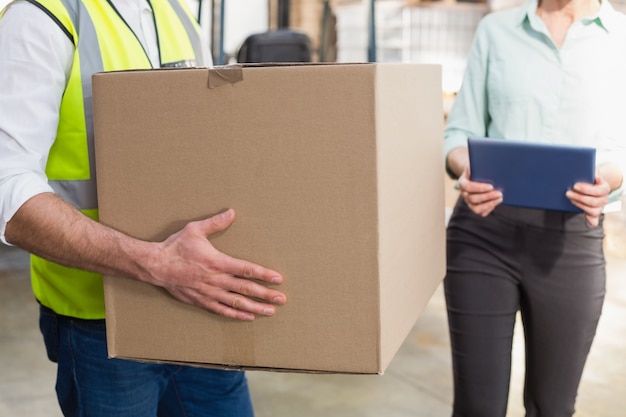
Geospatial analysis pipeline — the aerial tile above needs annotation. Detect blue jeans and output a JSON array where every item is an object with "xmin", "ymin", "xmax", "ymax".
[{"xmin": 39, "ymin": 306, "xmax": 254, "ymax": 417}]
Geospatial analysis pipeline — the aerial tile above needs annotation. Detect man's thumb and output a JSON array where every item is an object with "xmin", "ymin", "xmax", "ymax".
[{"xmin": 204, "ymin": 208, "xmax": 235, "ymax": 235}]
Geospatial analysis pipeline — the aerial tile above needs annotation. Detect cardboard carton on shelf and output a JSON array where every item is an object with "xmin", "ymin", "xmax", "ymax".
[{"xmin": 92, "ymin": 63, "xmax": 446, "ymax": 374}]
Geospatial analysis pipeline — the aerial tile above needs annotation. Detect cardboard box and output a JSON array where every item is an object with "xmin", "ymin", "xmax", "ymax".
[{"xmin": 92, "ymin": 63, "xmax": 445, "ymax": 374}]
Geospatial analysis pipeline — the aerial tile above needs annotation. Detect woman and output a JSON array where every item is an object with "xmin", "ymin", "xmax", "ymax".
[{"xmin": 443, "ymin": 0, "xmax": 625, "ymax": 415}]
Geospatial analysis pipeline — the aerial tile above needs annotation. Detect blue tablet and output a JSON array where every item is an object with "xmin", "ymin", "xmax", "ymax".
[{"xmin": 467, "ymin": 137, "xmax": 596, "ymax": 213}]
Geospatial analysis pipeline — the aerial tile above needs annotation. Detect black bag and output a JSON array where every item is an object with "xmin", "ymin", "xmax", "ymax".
[{"xmin": 236, "ymin": 29, "xmax": 313, "ymax": 63}]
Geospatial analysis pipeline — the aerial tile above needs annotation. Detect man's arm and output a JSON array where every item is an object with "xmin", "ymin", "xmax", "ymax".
[{"xmin": 6, "ymin": 193, "xmax": 286, "ymax": 321}]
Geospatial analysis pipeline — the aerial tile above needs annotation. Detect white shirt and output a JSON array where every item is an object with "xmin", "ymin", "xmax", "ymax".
[{"xmin": 0, "ymin": 0, "xmax": 209, "ymax": 243}]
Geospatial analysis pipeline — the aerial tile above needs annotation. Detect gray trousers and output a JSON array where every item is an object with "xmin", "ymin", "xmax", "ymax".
[{"xmin": 445, "ymin": 199, "xmax": 606, "ymax": 417}]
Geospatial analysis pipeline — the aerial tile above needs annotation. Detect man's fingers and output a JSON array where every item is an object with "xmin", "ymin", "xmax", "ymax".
[
  {"xmin": 214, "ymin": 251, "xmax": 284, "ymax": 286},
  {"xmin": 153, "ymin": 209, "xmax": 288, "ymax": 322},
  {"xmin": 219, "ymin": 274, "xmax": 287, "ymax": 305},
  {"xmin": 195, "ymin": 210, "xmax": 284, "ymax": 286},
  {"xmin": 198, "ymin": 209, "xmax": 236, "ymax": 236},
  {"xmin": 167, "ymin": 281, "xmax": 283, "ymax": 321},
  {"xmin": 235, "ymin": 279, "xmax": 286, "ymax": 303},
  {"xmin": 206, "ymin": 300, "xmax": 256, "ymax": 321}
]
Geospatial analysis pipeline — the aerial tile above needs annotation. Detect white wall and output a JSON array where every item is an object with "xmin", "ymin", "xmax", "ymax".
[
  {"xmin": 186, "ymin": 0, "xmax": 269, "ymax": 63},
  {"xmin": 223, "ymin": 0, "xmax": 268, "ymax": 59}
]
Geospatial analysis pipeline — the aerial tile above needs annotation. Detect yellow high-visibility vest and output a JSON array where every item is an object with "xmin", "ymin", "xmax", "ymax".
[{"xmin": 2, "ymin": 0, "xmax": 205, "ymax": 319}]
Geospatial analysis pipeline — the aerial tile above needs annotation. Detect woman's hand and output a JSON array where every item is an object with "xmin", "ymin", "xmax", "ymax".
[
  {"xmin": 457, "ymin": 166, "xmax": 503, "ymax": 217},
  {"xmin": 566, "ymin": 176, "xmax": 611, "ymax": 227},
  {"xmin": 447, "ymin": 146, "xmax": 503, "ymax": 217}
]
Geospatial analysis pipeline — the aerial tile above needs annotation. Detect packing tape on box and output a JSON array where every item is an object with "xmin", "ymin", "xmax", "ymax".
[{"xmin": 207, "ymin": 65, "xmax": 244, "ymax": 89}]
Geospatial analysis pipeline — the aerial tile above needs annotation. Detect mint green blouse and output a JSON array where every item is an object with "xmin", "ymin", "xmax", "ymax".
[{"xmin": 445, "ymin": 0, "xmax": 626, "ymax": 202}]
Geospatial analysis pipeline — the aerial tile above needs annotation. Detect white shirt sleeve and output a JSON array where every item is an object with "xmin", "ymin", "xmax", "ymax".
[{"xmin": 0, "ymin": 1, "xmax": 73, "ymax": 244}]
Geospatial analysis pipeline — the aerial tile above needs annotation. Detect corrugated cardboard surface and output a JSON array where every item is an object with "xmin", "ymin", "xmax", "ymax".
[{"xmin": 92, "ymin": 63, "xmax": 445, "ymax": 374}]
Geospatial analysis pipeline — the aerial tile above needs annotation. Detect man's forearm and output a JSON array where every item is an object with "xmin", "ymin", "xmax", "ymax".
[
  {"xmin": 4, "ymin": 192, "xmax": 287, "ymax": 320},
  {"xmin": 5, "ymin": 192, "xmax": 154, "ymax": 281}
]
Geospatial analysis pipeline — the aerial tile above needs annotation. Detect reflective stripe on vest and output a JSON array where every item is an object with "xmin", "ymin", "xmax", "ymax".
[
  {"xmin": 48, "ymin": 0, "xmax": 102, "ymax": 210},
  {"xmin": 46, "ymin": 0, "xmax": 204, "ymax": 210},
  {"xmin": 20, "ymin": 0, "xmax": 204, "ymax": 319}
]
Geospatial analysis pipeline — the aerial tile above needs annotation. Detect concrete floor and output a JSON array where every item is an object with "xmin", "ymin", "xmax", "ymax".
[{"xmin": 1, "ymin": 207, "xmax": 625, "ymax": 417}]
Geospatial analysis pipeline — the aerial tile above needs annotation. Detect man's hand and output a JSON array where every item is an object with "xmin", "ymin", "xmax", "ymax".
[
  {"xmin": 566, "ymin": 176, "xmax": 611, "ymax": 227},
  {"xmin": 143, "ymin": 209, "xmax": 287, "ymax": 321},
  {"xmin": 457, "ymin": 167, "xmax": 503, "ymax": 217},
  {"xmin": 6, "ymin": 195, "xmax": 286, "ymax": 323}
]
